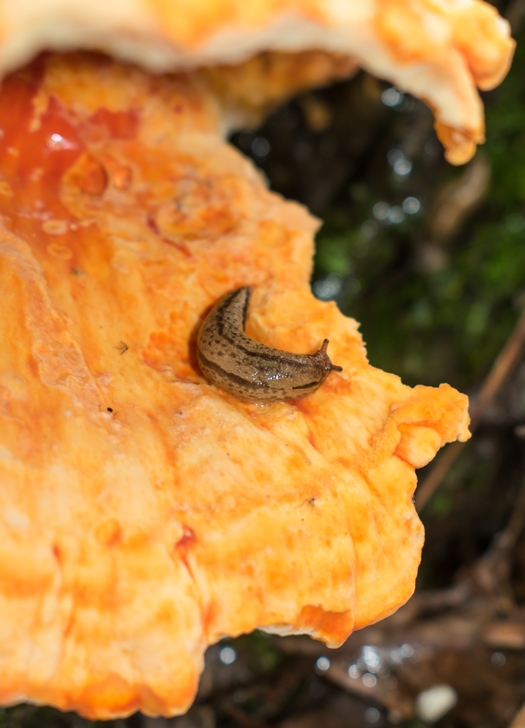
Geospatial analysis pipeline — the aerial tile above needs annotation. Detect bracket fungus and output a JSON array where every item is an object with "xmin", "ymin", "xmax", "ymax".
[{"xmin": 0, "ymin": 0, "xmax": 513, "ymax": 720}]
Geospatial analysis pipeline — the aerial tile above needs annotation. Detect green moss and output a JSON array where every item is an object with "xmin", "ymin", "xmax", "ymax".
[{"xmin": 314, "ymin": 33, "xmax": 525, "ymax": 392}]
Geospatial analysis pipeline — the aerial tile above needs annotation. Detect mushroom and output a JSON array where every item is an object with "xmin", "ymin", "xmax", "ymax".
[
  {"xmin": 0, "ymin": 0, "xmax": 511, "ymax": 719},
  {"xmin": 0, "ymin": 0, "xmax": 514, "ymax": 163}
]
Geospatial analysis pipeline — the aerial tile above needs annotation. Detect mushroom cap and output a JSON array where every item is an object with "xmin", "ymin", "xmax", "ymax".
[
  {"xmin": 0, "ymin": 0, "xmax": 515, "ymax": 163},
  {"xmin": 0, "ymin": 53, "xmax": 470, "ymax": 718}
]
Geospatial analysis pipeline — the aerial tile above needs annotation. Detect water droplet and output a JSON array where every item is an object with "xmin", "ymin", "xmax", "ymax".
[
  {"xmin": 313, "ymin": 273, "xmax": 342, "ymax": 301},
  {"xmin": 400, "ymin": 643, "xmax": 414, "ymax": 658},
  {"xmin": 362, "ymin": 673, "xmax": 377, "ymax": 688},
  {"xmin": 362, "ymin": 646, "xmax": 382, "ymax": 673},
  {"xmin": 491, "ymin": 651, "xmax": 506, "ymax": 667},
  {"xmin": 387, "ymin": 149, "xmax": 404, "ymax": 166},
  {"xmin": 365, "ymin": 707, "xmax": 381, "ymax": 723},
  {"xmin": 316, "ymin": 656, "xmax": 330, "ymax": 671},
  {"xmin": 251, "ymin": 137, "xmax": 270, "ymax": 158},
  {"xmin": 382, "ymin": 88, "xmax": 404, "ymax": 107},
  {"xmin": 387, "ymin": 206, "xmax": 405, "ymax": 224},
  {"xmin": 389, "ymin": 647, "xmax": 403, "ymax": 664},
  {"xmin": 348, "ymin": 664, "xmax": 361, "ymax": 678},
  {"xmin": 219, "ymin": 646, "xmax": 236, "ymax": 665},
  {"xmin": 47, "ymin": 132, "xmax": 76, "ymax": 151},
  {"xmin": 393, "ymin": 158, "xmax": 412, "ymax": 177},
  {"xmin": 373, "ymin": 202, "xmax": 390, "ymax": 221},
  {"xmin": 403, "ymin": 196, "xmax": 421, "ymax": 214}
]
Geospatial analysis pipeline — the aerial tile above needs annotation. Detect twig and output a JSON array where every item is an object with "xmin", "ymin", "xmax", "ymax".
[
  {"xmin": 508, "ymin": 700, "xmax": 525, "ymax": 728},
  {"xmin": 423, "ymin": 155, "xmax": 490, "ymax": 243},
  {"xmin": 469, "ymin": 306, "xmax": 525, "ymax": 429},
  {"xmin": 416, "ymin": 305, "xmax": 525, "ymax": 510},
  {"xmin": 498, "ymin": 470, "xmax": 525, "ymax": 553},
  {"xmin": 414, "ymin": 442, "xmax": 463, "ymax": 511},
  {"xmin": 221, "ymin": 701, "xmax": 270, "ymax": 728},
  {"xmin": 469, "ymin": 470, "xmax": 525, "ymax": 594}
]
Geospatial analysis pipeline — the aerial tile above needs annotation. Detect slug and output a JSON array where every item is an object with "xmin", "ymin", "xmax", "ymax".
[{"xmin": 197, "ymin": 287, "xmax": 342, "ymax": 402}]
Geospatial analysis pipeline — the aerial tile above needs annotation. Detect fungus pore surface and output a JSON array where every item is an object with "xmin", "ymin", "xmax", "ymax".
[{"xmin": 0, "ymin": 0, "xmax": 515, "ymax": 162}]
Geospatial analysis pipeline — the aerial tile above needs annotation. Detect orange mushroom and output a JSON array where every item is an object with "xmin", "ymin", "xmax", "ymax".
[
  {"xmin": 0, "ymin": 0, "xmax": 512, "ymax": 719},
  {"xmin": 0, "ymin": 0, "xmax": 514, "ymax": 163}
]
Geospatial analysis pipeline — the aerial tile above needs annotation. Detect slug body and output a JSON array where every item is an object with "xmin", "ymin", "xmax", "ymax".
[{"xmin": 197, "ymin": 287, "xmax": 342, "ymax": 403}]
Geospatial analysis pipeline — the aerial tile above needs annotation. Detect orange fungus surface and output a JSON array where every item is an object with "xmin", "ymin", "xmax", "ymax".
[{"xmin": 0, "ymin": 54, "xmax": 471, "ymax": 718}]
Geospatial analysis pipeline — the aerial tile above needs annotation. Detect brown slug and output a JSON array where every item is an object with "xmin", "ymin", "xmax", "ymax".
[{"xmin": 197, "ymin": 287, "xmax": 342, "ymax": 402}]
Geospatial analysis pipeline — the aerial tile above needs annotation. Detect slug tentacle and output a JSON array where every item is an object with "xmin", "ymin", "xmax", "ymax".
[
  {"xmin": 197, "ymin": 287, "xmax": 342, "ymax": 402},
  {"xmin": 320, "ymin": 339, "xmax": 343, "ymax": 371}
]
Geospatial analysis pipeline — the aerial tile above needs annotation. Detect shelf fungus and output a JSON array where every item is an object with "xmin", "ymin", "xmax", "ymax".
[{"xmin": 0, "ymin": 0, "xmax": 512, "ymax": 720}]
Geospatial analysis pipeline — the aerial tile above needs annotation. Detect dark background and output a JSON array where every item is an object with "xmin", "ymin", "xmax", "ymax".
[{"xmin": 4, "ymin": 3, "xmax": 525, "ymax": 727}]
